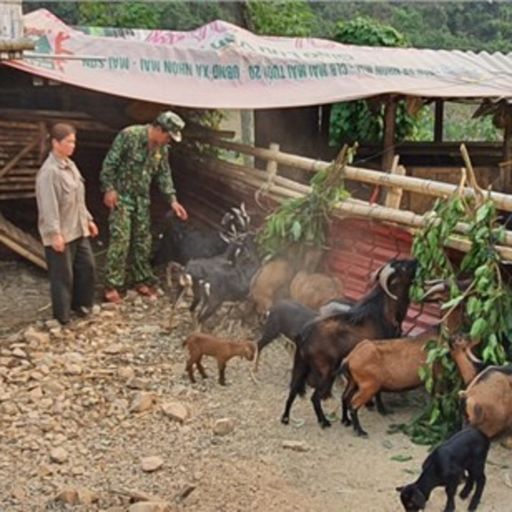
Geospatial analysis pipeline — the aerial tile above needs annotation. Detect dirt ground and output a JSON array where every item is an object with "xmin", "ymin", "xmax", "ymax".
[{"xmin": 0, "ymin": 261, "xmax": 511, "ymax": 512}]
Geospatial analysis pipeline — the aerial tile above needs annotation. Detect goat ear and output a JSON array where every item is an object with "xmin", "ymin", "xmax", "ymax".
[{"xmin": 395, "ymin": 486, "xmax": 404, "ymax": 492}]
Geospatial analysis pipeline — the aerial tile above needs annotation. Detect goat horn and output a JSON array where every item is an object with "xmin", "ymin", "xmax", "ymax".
[
  {"xmin": 421, "ymin": 282, "xmax": 447, "ymax": 300},
  {"xmin": 378, "ymin": 264, "xmax": 398, "ymax": 300},
  {"xmin": 219, "ymin": 232, "xmax": 231, "ymax": 243},
  {"xmin": 424, "ymin": 278, "xmax": 445, "ymax": 286}
]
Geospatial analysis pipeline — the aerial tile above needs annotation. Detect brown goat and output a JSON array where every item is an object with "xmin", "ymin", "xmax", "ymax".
[
  {"xmin": 341, "ymin": 332, "xmax": 480, "ymax": 436},
  {"xmin": 183, "ymin": 332, "xmax": 256, "ymax": 385},
  {"xmin": 281, "ymin": 259, "xmax": 417, "ymax": 428},
  {"xmin": 340, "ymin": 279, "xmax": 480, "ymax": 436},
  {"xmin": 249, "ymin": 258, "xmax": 295, "ymax": 315},
  {"xmin": 289, "ymin": 270, "xmax": 344, "ymax": 310},
  {"xmin": 460, "ymin": 364, "xmax": 512, "ymax": 438}
]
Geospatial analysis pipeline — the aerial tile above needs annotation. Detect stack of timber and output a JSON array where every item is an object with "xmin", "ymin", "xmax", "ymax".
[{"xmin": 0, "ymin": 119, "xmax": 46, "ymax": 201}]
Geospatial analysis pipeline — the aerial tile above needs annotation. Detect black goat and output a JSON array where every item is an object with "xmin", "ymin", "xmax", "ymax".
[
  {"xmin": 280, "ymin": 259, "xmax": 417, "ymax": 428},
  {"xmin": 152, "ymin": 203, "xmax": 250, "ymax": 267},
  {"xmin": 195, "ymin": 233, "xmax": 260, "ymax": 325},
  {"xmin": 397, "ymin": 427, "xmax": 490, "ymax": 512},
  {"xmin": 254, "ymin": 300, "xmax": 318, "ymax": 370}
]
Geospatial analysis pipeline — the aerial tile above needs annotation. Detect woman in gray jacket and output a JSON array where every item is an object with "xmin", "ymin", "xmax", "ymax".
[{"xmin": 36, "ymin": 123, "xmax": 98, "ymax": 324}]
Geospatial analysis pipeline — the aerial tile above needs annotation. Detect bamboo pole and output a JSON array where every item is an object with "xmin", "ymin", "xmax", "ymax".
[
  {"xmin": 190, "ymin": 135, "xmax": 512, "ymax": 212},
  {"xmin": 0, "ymin": 233, "xmax": 46, "ymax": 269},
  {"xmin": 187, "ymin": 154, "xmax": 512, "ymax": 259}
]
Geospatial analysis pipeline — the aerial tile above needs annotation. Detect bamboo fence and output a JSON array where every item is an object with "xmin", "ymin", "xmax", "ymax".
[{"xmin": 181, "ymin": 135, "xmax": 512, "ymax": 261}]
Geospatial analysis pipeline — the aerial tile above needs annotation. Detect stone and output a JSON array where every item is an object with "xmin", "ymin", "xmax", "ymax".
[
  {"xmin": 501, "ymin": 435, "xmax": 512, "ymax": 450},
  {"xmin": 129, "ymin": 392, "xmax": 156, "ymax": 413},
  {"xmin": 11, "ymin": 348, "xmax": 27, "ymax": 359},
  {"xmin": 118, "ymin": 366, "xmax": 135, "ymax": 381},
  {"xmin": 161, "ymin": 401, "xmax": 189, "ymax": 423},
  {"xmin": 141, "ymin": 456, "xmax": 164, "ymax": 473},
  {"xmin": 282, "ymin": 440, "xmax": 310, "ymax": 452},
  {"xmin": 54, "ymin": 488, "xmax": 79, "ymax": 505},
  {"xmin": 11, "ymin": 485, "xmax": 26, "ymax": 501},
  {"xmin": 213, "ymin": 418, "xmax": 235, "ymax": 436},
  {"xmin": 104, "ymin": 343, "xmax": 124, "ymax": 355},
  {"xmin": 129, "ymin": 502, "xmax": 174, "ymax": 512},
  {"xmin": 24, "ymin": 327, "xmax": 50, "ymax": 346},
  {"xmin": 49, "ymin": 447, "xmax": 68, "ymax": 464}
]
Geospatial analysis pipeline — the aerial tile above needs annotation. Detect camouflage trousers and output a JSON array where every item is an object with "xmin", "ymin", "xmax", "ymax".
[{"xmin": 104, "ymin": 195, "xmax": 156, "ymax": 289}]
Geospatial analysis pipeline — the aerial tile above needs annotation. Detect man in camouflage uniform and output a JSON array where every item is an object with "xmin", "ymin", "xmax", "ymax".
[{"xmin": 100, "ymin": 111, "xmax": 188, "ymax": 303}]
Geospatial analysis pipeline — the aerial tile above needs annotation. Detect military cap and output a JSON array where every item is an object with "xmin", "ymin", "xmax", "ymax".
[{"xmin": 155, "ymin": 111, "xmax": 185, "ymax": 142}]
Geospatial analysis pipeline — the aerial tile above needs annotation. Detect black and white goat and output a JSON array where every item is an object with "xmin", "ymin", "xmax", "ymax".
[{"xmin": 152, "ymin": 202, "xmax": 250, "ymax": 267}]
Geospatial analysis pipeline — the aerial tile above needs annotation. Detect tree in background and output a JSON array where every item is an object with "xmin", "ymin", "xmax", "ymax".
[
  {"xmin": 243, "ymin": 0, "xmax": 314, "ymax": 37},
  {"xmin": 329, "ymin": 17, "xmax": 425, "ymax": 146}
]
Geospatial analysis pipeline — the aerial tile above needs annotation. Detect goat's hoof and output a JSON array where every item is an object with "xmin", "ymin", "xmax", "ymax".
[
  {"xmin": 341, "ymin": 418, "xmax": 352, "ymax": 427},
  {"xmin": 355, "ymin": 429, "xmax": 368, "ymax": 438},
  {"xmin": 320, "ymin": 419, "xmax": 332, "ymax": 429},
  {"xmin": 281, "ymin": 416, "xmax": 290, "ymax": 425}
]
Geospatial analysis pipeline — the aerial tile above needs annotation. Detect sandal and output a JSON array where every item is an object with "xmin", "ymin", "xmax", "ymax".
[
  {"xmin": 135, "ymin": 284, "xmax": 158, "ymax": 299},
  {"xmin": 104, "ymin": 288, "xmax": 122, "ymax": 304}
]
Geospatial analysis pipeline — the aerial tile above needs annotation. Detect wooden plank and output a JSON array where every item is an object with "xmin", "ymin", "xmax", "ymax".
[{"xmin": 0, "ymin": 136, "xmax": 41, "ymax": 179}]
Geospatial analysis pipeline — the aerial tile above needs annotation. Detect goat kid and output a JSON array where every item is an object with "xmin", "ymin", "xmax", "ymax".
[
  {"xmin": 281, "ymin": 258, "xmax": 417, "ymax": 428},
  {"xmin": 183, "ymin": 332, "xmax": 257, "ymax": 385},
  {"xmin": 397, "ymin": 427, "xmax": 490, "ymax": 512}
]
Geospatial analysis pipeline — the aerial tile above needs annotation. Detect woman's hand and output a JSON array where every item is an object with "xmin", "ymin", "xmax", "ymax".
[
  {"xmin": 88, "ymin": 221, "xmax": 99, "ymax": 238},
  {"xmin": 51, "ymin": 233, "xmax": 65, "ymax": 252}
]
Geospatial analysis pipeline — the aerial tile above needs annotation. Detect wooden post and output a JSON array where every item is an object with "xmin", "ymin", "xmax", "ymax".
[
  {"xmin": 501, "ymin": 106, "xmax": 512, "ymax": 193},
  {"xmin": 255, "ymin": 142, "xmax": 279, "ymax": 205},
  {"xmin": 382, "ymin": 95, "xmax": 398, "ymax": 172},
  {"xmin": 384, "ymin": 156, "xmax": 406, "ymax": 209},
  {"xmin": 434, "ymin": 100, "xmax": 444, "ymax": 143}
]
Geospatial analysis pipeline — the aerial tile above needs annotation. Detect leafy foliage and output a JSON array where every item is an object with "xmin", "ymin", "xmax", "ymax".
[
  {"xmin": 258, "ymin": 147, "xmax": 352, "ymax": 259},
  {"xmin": 403, "ymin": 192, "xmax": 512, "ymax": 446},
  {"xmin": 245, "ymin": 0, "xmax": 314, "ymax": 37},
  {"xmin": 329, "ymin": 17, "xmax": 423, "ymax": 146}
]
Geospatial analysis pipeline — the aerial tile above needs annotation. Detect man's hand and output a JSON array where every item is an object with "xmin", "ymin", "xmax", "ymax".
[
  {"xmin": 51, "ymin": 233, "xmax": 65, "ymax": 253},
  {"xmin": 171, "ymin": 201, "xmax": 188, "ymax": 220},
  {"xmin": 103, "ymin": 190, "xmax": 118, "ymax": 210},
  {"xmin": 88, "ymin": 221, "xmax": 99, "ymax": 238}
]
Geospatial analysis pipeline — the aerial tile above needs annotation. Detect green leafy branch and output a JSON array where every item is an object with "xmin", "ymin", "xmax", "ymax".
[{"xmin": 257, "ymin": 145, "xmax": 353, "ymax": 259}]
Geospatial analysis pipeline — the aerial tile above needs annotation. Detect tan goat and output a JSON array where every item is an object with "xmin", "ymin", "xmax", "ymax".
[
  {"xmin": 460, "ymin": 364, "xmax": 512, "ymax": 438},
  {"xmin": 249, "ymin": 258, "xmax": 295, "ymax": 315},
  {"xmin": 183, "ymin": 332, "xmax": 257, "ymax": 385},
  {"xmin": 289, "ymin": 270, "xmax": 344, "ymax": 310}
]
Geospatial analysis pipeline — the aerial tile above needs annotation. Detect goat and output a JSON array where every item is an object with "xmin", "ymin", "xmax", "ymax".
[
  {"xmin": 193, "ymin": 233, "xmax": 260, "ymax": 325},
  {"xmin": 289, "ymin": 270, "xmax": 344, "ymax": 310},
  {"xmin": 397, "ymin": 427, "xmax": 490, "ymax": 512},
  {"xmin": 280, "ymin": 258, "xmax": 417, "ymax": 427},
  {"xmin": 183, "ymin": 332, "xmax": 256, "ymax": 385},
  {"xmin": 254, "ymin": 300, "xmax": 318, "ymax": 371},
  {"xmin": 152, "ymin": 203, "xmax": 250, "ymax": 267},
  {"xmin": 459, "ymin": 363, "xmax": 512, "ymax": 438},
  {"xmin": 340, "ymin": 332, "xmax": 481, "ymax": 437},
  {"xmin": 249, "ymin": 258, "xmax": 295, "ymax": 316},
  {"xmin": 340, "ymin": 279, "xmax": 482, "ymax": 436}
]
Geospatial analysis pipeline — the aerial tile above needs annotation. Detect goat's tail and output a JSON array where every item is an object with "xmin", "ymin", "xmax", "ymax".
[{"xmin": 339, "ymin": 359, "xmax": 350, "ymax": 379}]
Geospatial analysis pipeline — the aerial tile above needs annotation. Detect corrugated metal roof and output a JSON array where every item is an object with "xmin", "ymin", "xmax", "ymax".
[{"xmin": 326, "ymin": 217, "xmax": 440, "ymax": 335}]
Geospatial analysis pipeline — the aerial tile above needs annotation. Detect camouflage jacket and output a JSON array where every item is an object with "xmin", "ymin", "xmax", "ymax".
[{"xmin": 100, "ymin": 125, "xmax": 176, "ymax": 203}]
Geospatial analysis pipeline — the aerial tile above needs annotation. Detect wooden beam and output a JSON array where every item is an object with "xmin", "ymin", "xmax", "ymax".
[
  {"xmin": 382, "ymin": 96, "xmax": 398, "ymax": 172},
  {"xmin": 434, "ymin": 100, "xmax": 444, "ymax": 143},
  {"xmin": 501, "ymin": 106, "xmax": 512, "ymax": 193}
]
